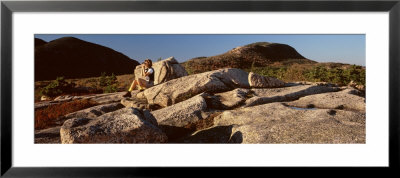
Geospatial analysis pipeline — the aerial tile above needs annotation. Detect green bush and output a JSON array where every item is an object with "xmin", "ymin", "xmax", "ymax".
[
  {"xmin": 99, "ymin": 72, "xmax": 108, "ymax": 88},
  {"xmin": 346, "ymin": 65, "xmax": 365, "ymax": 85},
  {"xmin": 183, "ymin": 62, "xmax": 194, "ymax": 75},
  {"xmin": 99, "ymin": 72, "xmax": 118, "ymax": 93},
  {"xmin": 304, "ymin": 65, "xmax": 365, "ymax": 85},
  {"xmin": 326, "ymin": 68, "xmax": 343, "ymax": 84},
  {"xmin": 247, "ymin": 64, "xmax": 365, "ymax": 86},
  {"xmin": 248, "ymin": 66, "xmax": 287, "ymax": 80},
  {"xmin": 40, "ymin": 77, "xmax": 75, "ymax": 97},
  {"xmin": 304, "ymin": 66, "xmax": 329, "ymax": 82}
]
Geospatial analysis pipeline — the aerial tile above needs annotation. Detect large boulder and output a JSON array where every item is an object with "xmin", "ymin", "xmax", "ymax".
[
  {"xmin": 134, "ymin": 57, "xmax": 188, "ymax": 85},
  {"xmin": 88, "ymin": 92, "xmax": 126, "ymax": 104},
  {"xmin": 248, "ymin": 72, "xmax": 285, "ymax": 88},
  {"xmin": 120, "ymin": 97, "xmax": 149, "ymax": 110},
  {"xmin": 144, "ymin": 68, "xmax": 250, "ymax": 107},
  {"xmin": 208, "ymin": 102, "xmax": 365, "ymax": 143},
  {"xmin": 143, "ymin": 93, "xmax": 218, "ymax": 142},
  {"xmin": 286, "ymin": 88, "xmax": 365, "ymax": 111},
  {"xmin": 206, "ymin": 88, "xmax": 251, "ymax": 109},
  {"xmin": 146, "ymin": 93, "xmax": 208, "ymax": 128},
  {"xmin": 244, "ymin": 85, "xmax": 340, "ymax": 107},
  {"xmin": 61, "ymin": 102, "xmax": 124, "ymax": 121},
  {"xmin": 60, "ymin": 107, "xmax": 168, "ymax": 143},
  {"xmin": 35, "ymin": 102, "xmax": 125, "ymax": 144},
  {"xmin": 35, "ymin": 126, "xmax": 62, "ymax": 144},
  {"xmin": 120, "ymin": 97, "xmax": 161, "ymax": 111}
]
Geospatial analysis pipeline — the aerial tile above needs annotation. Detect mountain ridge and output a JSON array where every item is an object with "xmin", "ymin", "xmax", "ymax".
[
  {"xmin": 182, "ymin": 42, "xmax": 316, "ymax": 74},
  {"xmin": 35, "ymin": 37, "xmax": 140, "ymax": 81}
]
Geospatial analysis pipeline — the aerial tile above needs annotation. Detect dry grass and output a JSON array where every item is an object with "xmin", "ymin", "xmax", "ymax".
[
  {"xmin": 35, "ymin": 74, "xmax": 135, "ymax": 102},
  {"xmin": 35, "ymin": 99, "xmax": 98, "ymax": 130},
  {"xmin": 66, "ymin": 74, "xmax": 135, "ymax": 90}
]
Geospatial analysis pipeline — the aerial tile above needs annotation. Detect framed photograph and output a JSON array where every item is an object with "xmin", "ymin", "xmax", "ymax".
[{"xmin": 1, "ymin": 0, "xmax": 399, "ymax": 177}]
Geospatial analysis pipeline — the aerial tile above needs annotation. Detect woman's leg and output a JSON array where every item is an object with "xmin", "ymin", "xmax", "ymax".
[
  {"xmin": 128, "ymin": 79, "xmax": 139, "ymax": 92},
  {"xmin": 124, "ymin": 79, "xmax": 137, "ymax": 97},
  {"xmin": 137, "ymin": 78, "xmax": 147, "ymax": 89}
]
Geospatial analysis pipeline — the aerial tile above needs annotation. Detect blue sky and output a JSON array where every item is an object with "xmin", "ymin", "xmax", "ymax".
[{"xmin": 35, "ymin": 34, "xmax": 365, "ymax": 66}]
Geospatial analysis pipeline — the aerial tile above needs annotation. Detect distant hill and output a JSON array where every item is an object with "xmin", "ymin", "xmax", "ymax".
[
  {"xmin": 35, "ymin": 38, "xmax": 47, "ymax": 47},
  {"xmin": 35, "ymin": 37, "xmax": 140, "ymax": 81},
  {"xmin": 182, "ymin": 42, "xmax": 316, "ymax": 74}
]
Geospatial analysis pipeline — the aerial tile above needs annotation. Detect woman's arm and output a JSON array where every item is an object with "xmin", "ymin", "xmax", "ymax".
[
  {"xmin": 143, "ymin": 68, "xmax": 153, "ymax": 77},
  {"xmin": 141, "ymin": 65, "xmax": 145, "ymax": 76}
]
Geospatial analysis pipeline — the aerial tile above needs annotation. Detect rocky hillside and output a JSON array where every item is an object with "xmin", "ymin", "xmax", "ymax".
[
  {"xmin": 183, "ymin": 42, "xmax": 316, "ymax": 74},
  {"xmin": 35, "ymin": 37, "xmax": 140, "ymax": 81},
  {"xmin": 35, "ymin": 67, "xmax": 365, "ymax": 144}
]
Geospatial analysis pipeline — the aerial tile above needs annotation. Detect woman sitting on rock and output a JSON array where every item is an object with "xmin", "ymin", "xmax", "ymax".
[{"xmin": 123, "ymin": 59, "xmax": 154, "ymax": 97}]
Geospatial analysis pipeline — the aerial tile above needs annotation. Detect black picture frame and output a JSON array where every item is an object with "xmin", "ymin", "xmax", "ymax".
[{"xmin": 1, "ymin": 0, "xmax": 399, "ymax": 177}]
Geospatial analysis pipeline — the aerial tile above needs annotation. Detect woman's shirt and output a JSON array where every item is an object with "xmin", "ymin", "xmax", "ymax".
[{"xmin": 144, "ymin": 67, "xmax": 154, "ymax": 82}]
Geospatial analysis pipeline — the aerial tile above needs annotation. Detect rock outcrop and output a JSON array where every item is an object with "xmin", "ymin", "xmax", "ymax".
[
  {"xmin": 134, "ymin": 57, "xmax": 188, "ymax": 85},
  {"xmin": 143, "ymin": 68, "xmax": 250, "ymax": 107},
  {"xmin": 35, "ymin": 126, "xmax": 62, "ymax": 144},
  {"xmin": 35, "ymin": 102, "xmax": 125, "ymax": 143},
  {"xmin": 206, "ymin": 102, "xmax": 365, "ymax": 143},
  {"xmin": 54, "ymin": 92, "xmax": 126, "ymax": 104},
  {"xmin": 286, "ymin": 89, "xmax": 366, "ymax": 111},
  {"xmin": 35, "ymin": 92, "xmax": 126, "ymax": 110},
  {"xmin": 248, "ymin": 72, "xmax": 285, "ymax": 88},
  {"xmin": 62, "ymin": 102, "xmax": 125, "ymax": 121},
  {"xmin": 120, "ymin": 97, "xmax": 149, "ymax": 110},
  {"xmin": 205, "ymin": 88, "xmax": 251, "ymax": 109},
  {"xmin": 147, "ymin": 93, "xmax": 208, "ymax": 128},
  {"xmin": 34, "ymin": 68, "xmax": 365, "ymax": 144},
  {"xmin": 245, "ymin": 85, "xmax": 340, "ymax": 107},
  {"xmin": 60, "ymin": 107, "xmax": 168, "ymax": 143}
]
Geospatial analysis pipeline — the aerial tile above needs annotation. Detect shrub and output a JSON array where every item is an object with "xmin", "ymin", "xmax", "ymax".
[
  {"xmin": 99, "ymin": 72, "xmax": 119, "ymax": 93},
  {"xmin": 248, "ymin": 64, "xmax": 365, "ymax": 86},
  {"xmin": 183, "ymin": 62, "xmax": 194, "ymax": 75},
  {"xmin": 39, "ymin": 77, "xmax": 75, "ymax": 97},
  {"xmin": 99, "ymin": 72, "xmax": 108, "ymax": 88},
  {"xmin": 248, "ymin": 66, "xmax": 288, "ymax": 80},
  {"xmin": 304, "ymin": 66, "xmax": 329, "ymax": 82},
  {"xmin": 86, "ymin": 78, "xmax": 99, "ymax": 89},
  {"xmin": 35, "ymin": 99, "xmax": 98, "ymax": 130},
  {"xmin": 103, "ymin": 85, "xmax": 118, "ymax": 93},
  {"xmin": 284, "ymin": 65, "xmax": 307, "ymax": 81},
  {"xmin": 304, "ymin": 65, "xmax": 365, "ymax": 86},
  {"xmin": 346, "ymin": 65, "xmax": 365, "ymax": 85}
]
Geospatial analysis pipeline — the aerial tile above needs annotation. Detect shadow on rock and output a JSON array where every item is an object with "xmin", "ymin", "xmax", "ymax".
[
  {"xmin": 159, "ymin": 125, "xmax": 195, "ymax": 143},
  {"xmin": 35, "ymin": 132, "xmax": 60, "ymax": 139},
  {"xmin": 179, "ymin": 125, "xmax": 243, "ymax": 143},
  {"xmin": 228, "ymin": 131, "xmax": 243, "ymax": 143},
  {"xmin": 142, "ymin": 110, "xmax": 159, "ymax": 127}
]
